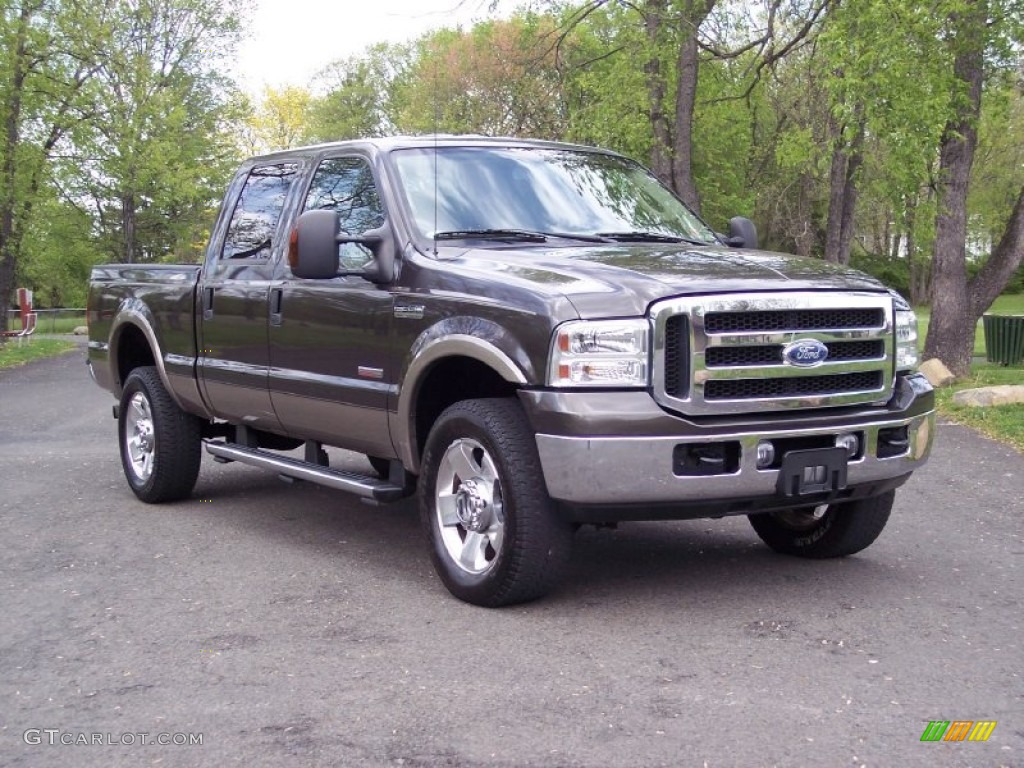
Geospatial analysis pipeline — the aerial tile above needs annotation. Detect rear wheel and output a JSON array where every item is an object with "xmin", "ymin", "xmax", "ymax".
[
  {"xmin": 747, "ymin": 491, "xmax": 895, "ymax": 558},
  {"xmin": 119, "ymin": 366, "xmax": 202, "ymax": 503},
  {"xmin": 419, "ymin": 398, "xmax": 573, "ymax": 607}
]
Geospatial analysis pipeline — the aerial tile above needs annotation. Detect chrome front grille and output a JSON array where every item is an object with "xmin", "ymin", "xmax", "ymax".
[
  {"xmin": 704, "ymin": 339, "xmax": 886, "ymax": 368},
  {"xmin": 651, "ymin": 292, "xmax": 895, "ymax": 415},
  {"xmin": 703, "ymin": 307, "xmax": 884, "ymax": 334}
]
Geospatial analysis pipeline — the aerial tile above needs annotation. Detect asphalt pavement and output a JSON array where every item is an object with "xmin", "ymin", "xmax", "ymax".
[{"xmin": 1, "ymin": 350, "xmax": 1021, "ymax": 767}]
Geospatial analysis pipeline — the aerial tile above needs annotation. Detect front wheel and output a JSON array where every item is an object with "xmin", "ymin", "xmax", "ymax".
[
  {"xmin": 118, "ymin": 366, "xmax": 202, "ymax": 503},
  {"xmin": 747, "ymin": 491, "xmax": 895, "ymax": 558},
  {"xmin": 419, "ymin": 398, "xmax": 573, "ymax": 607}
]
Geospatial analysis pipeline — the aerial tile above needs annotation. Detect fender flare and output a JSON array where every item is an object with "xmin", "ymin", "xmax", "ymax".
[
  {"xmin": 108, "ymin": 302, "xmax": 184, "ymax": 410},
  {"xmin": 393, "ymin": 334, "xmax": 528, "ymax": 472}
]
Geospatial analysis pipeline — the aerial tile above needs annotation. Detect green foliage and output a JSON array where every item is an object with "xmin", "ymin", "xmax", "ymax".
[
  {"xmin": 560, "ymin": 2, "xmax": 652, "ymax": 160},
  {"xmin": 935, "ymin": 363, "xmax": 1024, "ymax": 452},
  {"xmin": 306, "ymin": 43, "xmax": 411, "ymax": 142},
  {"xmin": 394, "ymin": 16, "xmax": 568, "ymax": 137},
  {"xmin": 20, "ymin": 194, "xmax": 96, "ymax": 307},
  {"xmin": 0, "ymin": 339, "xmax": 76, "ymax": 369},
  {"xmin": 3, "ymin": 0, "xmax": 1022, "ymax": 323},
  {"xmin": 237, "ymin": 85, "xmax": 314, "ymax": 153},
  {"xmin": 1, "ymin": 0, "xmax": 242, "ymax": 319}
]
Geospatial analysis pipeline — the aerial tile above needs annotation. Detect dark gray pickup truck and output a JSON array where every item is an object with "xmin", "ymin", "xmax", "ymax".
[{"xmin": 88, "ymin": 136, "xmax": 934, "ymax": 606}]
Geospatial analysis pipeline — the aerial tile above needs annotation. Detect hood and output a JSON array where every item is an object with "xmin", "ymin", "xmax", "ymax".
[{"xmin": 436, "ymin": 243, "xmax": 888, "ymax": 318}]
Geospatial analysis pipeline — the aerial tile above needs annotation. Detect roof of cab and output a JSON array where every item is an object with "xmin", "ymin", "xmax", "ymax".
[{"xmin": 248, "ymin": 134, "xmax": 623, "ymax": 164}]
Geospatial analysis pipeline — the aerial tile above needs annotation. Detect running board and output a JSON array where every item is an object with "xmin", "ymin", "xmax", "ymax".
[{"xmin": 203, "ymin": 440, "xmax": 408, "ymax": 503}]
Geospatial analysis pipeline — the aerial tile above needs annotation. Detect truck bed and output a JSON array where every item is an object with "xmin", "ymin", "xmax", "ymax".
[{"xmin": 87, "ymin": 264, "xmax": 203, "ymax": 410}]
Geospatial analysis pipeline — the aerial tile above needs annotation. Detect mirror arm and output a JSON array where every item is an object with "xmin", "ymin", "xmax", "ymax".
[{"xmin": 335, "ymin": 226, "xmax": 395, "ymax": 284}]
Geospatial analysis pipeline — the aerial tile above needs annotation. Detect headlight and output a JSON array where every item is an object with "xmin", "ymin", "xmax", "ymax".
[
  {"xmin": 892, "ymin": 293, "xmax": 919, "ymax": 371},
  {"xmin": 548, "ymin": 318, "xmax": 649, "ymax": 387}
]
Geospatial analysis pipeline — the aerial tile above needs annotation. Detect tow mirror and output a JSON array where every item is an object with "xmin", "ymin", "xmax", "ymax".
[
  {"xmin": 725, "ymin": 216, "xmax": 758, "ymax": 250},
  {"xmin": 291, "ymin": 210, "xmax": 396, "ymax": 283}
]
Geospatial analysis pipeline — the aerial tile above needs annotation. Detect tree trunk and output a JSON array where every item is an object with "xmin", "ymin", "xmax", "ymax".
[
  {"xmin": 836, "ymin": 138, "xmax": 862, "ymax": 265},
  {"xmin": 922, "ymin": 3, "xmax": 986, "ymax": 376},
  {"xmin": 0, "ymin": 4, "xmax": 33, "ymax": 333},
  {"xmin": 969, "ymin": 185, "xmax": 1024, "ymax": 314},
  {"xmin": 122, "ymin": 193, "xmax": 137, "ymax": 263},
  {"xmin": 644, "ymin": 0, "xmax": 673, "ymax": 186},
  {"xmin": 824, "ymin": 111, "xmax": 864, "ymax": 265},
  {"xmin": 643, "ymin": 0, "xmax": 715, "ymax": 211},
  {"xmin": 670, "ymin": 18, "xmax": 702, "ymax": 212},
  {"xmin": 792, "ymin": 171, "xmax": 816, "ymax": 257},
  {"xmin": 823, "ymin": 141, "xmax": 846, "ymax": 263}
]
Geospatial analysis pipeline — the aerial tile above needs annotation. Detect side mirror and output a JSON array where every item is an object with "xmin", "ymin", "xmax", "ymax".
[
  {"xmin": 292, "ymin": 209, "xmax": 396, "ymax": 283},
  {"xmin": 726, "ymin": 216, "xmax": 758, "ymax": 250}
]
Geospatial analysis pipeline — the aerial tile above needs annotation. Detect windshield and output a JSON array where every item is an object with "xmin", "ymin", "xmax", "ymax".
[{"xmin": 390, "ymin": 146, "xmax": 717, "ymax": 245}]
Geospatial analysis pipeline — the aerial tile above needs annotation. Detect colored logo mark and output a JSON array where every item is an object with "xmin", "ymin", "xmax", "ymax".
[
  {"xmin": 781, "ymin": 338, "xmax": 829, "ymax": 367},
  {"xmin": 920, "ymin": 720, "xmax": 997, "ymax": 742}
]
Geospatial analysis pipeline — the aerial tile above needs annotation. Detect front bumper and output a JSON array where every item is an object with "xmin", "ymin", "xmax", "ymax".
[
  {"xmin": 525, "ymin": 373, "xmax": 935, "ymax": 518},
  {"xmin": 536, "ymin": 410, "xmax": 933, "ymax": 508}
]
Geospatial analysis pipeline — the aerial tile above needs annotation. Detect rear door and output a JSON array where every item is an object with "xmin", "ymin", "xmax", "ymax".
[
  {"xmin": 198, "ymin": 162, "xmax": 303, "ymax": 429},
  {"xmin": 267, "ymin": 154, "xmax": 396, "ymax": 457}
]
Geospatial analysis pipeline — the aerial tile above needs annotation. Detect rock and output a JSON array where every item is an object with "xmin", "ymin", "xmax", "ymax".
[
  {"xmin": 952, "ymin": 385, "xmax": 1024, "ymax": 407},
  {"xmin": 72, "ymin": 325, "xmax": 88, "ymax": 335},
  {"xmin": 919, "ymin": 358, "xmax": 955, "ymax": 388}
]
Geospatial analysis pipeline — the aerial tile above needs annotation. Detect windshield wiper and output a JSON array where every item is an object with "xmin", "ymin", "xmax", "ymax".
[
  {"xmin": 434, "ymin": 228, "xmax": 548, "ymax": 242},
  {"xmin": 433, "ymin": 228, "xmax": 612, "ymax": 244},
  {"xmin": 596, "ymin": 230, "xmax": 713, "ymax": 246}
]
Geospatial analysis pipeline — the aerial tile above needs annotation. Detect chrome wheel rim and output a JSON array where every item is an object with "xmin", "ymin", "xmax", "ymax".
[
  {"xmin": 435, "ymin": 438, "xmax": 505, "ymax": 575},
  {"xmin": 124, "ymin": 392, "xmax": 155, "ymax": 482},
  {"xmin": 773, "ymin": 504, "xmax": 829, "ymax": 530}
]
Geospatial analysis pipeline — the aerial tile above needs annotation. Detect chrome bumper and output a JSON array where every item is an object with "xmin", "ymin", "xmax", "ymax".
[{"xmin": 535, "ymin": 411, "xmax": 934, "ymax": 505}]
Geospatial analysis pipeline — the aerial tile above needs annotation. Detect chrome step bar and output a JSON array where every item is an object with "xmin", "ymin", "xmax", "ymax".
[{"xmin": 203, "ymin": 440, "xmax": 407, "ymax": 503}]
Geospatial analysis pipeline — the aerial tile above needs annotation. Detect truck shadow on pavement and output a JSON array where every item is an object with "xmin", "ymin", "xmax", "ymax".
[{"xmin": 177, "ymin": 457, "xmax": 897, "ymax": 613}]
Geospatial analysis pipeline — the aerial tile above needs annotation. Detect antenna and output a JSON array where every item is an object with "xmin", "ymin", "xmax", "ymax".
[{"xmin": 432, "ymin": 52, "xmax": 439, "ymax": 256}]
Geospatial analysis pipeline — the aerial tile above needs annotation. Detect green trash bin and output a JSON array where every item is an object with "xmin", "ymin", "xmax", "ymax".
[{"xmin": 983, "ymin": 314, "xmax": 1024, "ymax": 365}]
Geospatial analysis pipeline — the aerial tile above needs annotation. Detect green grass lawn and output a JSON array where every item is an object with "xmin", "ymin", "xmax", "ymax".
[
  {"xmin": 0, "ymin": 338, "xmax": 77, "ymax": 369},
  {"xmin": 934, "ymin": 363, "xmax": 1024, "ymax": 451},
  {"xmin": 5, "ymin": 311, "xmax": 87, "ymax": 334},
  {"xmin": 915, "ymin": 293, "xmax": 1024, "ymax": 357},
  {"xmin": 912, "ymin": 295, "xmax": 1023, "ymax": 452}
]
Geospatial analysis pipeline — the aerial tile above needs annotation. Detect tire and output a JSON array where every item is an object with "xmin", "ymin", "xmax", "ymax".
[
  {"xmin": 118, "ymin": 366, "xmax": 202, "ymax": 503},
  {"xmin": 419, "ymin": 398, "xmax": 573, "ymax": 607},
  {"xmin": 747, "ymin": 491, "xmax": 895, "ymax": 558}
]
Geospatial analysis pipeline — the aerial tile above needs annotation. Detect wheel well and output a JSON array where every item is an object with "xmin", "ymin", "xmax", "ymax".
[
  {"xmin": 116, "ymin": 324, "xmax": 156, "ymax": 389},
  {"xmin": 414, "ymin": 356, "xmax": 518, "ymax": 460}
]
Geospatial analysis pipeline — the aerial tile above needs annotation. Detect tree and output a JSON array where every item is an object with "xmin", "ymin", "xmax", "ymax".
[
  {"xmin": 924, "ymin": 0, "xmax": 1024, "ymax": 375},
  {"xmin": 395, "ymin": 17, "xmax": 568, "ymax": 137},
  {"xmin": 238, "ymin": 85, "xmax": 313, "ymax": 154},
  {"xmin": 306, "ymin": 44, "xmax": 410, "ymax": 143},
  {"xmin": 0, "ymin": 1, "xmax": 96, "ymax": 331},
  {"xmin": 68, "ymin": 0, "xmax": 242, "ymax": 264}
]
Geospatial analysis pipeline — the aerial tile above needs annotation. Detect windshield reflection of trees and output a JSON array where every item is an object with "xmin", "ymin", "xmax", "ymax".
[{"xmin": 393, "ymin": 148, "xmax": 713, "ymax": 241}]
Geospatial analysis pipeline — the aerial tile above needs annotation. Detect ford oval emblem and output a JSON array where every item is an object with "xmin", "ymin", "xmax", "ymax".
[{"xmin": 782, "ymin": 339, "xmax": 829, "ymax": 367}]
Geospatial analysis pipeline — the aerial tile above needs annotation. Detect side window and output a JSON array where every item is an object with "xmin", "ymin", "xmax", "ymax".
[
  {"xmin": 221, "ymin": 163, "xmax": 299, "ymax": 260},
  {"xmin": 303, "ymin": 157, "xmax": 385, "ymax": 270}
]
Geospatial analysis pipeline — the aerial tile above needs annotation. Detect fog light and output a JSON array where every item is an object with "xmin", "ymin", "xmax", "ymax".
[
  {"xmin": 756, "ymin": 440, "xmax": 775, "ymax": 469},
  {"xmin": 835, "ymin": 433, "xmax": 859, "ymax": 458}
]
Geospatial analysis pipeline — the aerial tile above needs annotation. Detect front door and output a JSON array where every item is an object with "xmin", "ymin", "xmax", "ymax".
[{"xmin": 268, "ymin": 155, "xmax": 395, "ymax": 457}]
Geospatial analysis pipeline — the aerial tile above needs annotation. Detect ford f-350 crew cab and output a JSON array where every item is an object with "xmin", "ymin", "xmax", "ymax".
[{"xmin": 88, "ymin": 136, "xmax": 934, "ymax": 606}]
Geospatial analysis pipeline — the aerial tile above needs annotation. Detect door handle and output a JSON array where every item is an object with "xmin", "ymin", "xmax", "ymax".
[
  {"xmin": 202, "ymin": 287, "xmax": 215, "ymax": 320},
  {"xmin": 269, "ymin": 287, "xmax": 283, "ymax": 326}
]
